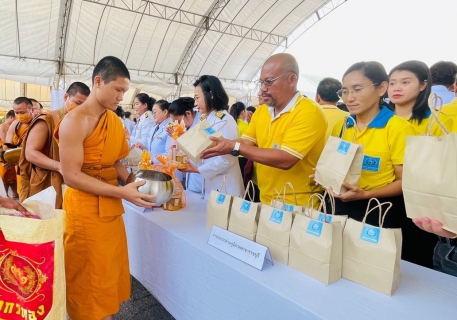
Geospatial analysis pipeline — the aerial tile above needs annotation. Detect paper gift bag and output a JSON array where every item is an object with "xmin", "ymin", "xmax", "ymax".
[
  {"xmin": 270, "ymin": 182, "xmax": 304, "ymax": 217},
  {"xmin": 256, "ymin": 196, "xmax": 293, "ymax": 265},
  {"xmin": 206, "ymin": 177, "xmax": 233, "ymax": 230},
  {"xmin": 289, "ymin": 193, "xmax": 343, "ymax": 284},
  {"xmin": 228, "ymin": 181, "xmax": 261, "ymax": 241},
  {"xmin": 309, "ymin": 190, "xmax": 348, "ymax": 229},
  {"xmin": 342, "ymin": 199, "xmax": 402, "ymax": 296},
  {"xmin": 177, "ymin": 119, "xmax": 223, "ymax": 164},
  {"xmin": 314, "ymin": 118, "xmax": 364, "ymax": 195},
  {"xmin": 0, "ymin": 187, "xmax": 66, "ymax": 319},
  {"xmin": 403, "ymin": 94, "xmax": 457, "ymax": 233}
]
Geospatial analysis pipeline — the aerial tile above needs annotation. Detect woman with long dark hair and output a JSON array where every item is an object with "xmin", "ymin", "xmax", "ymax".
[
  {"xmin": 388, "ymin": 60, "xmax": 453, "ymax": 136},
  {"xmin": 179, "ymin": 75, "xmax": 244, "ymax": 197}
]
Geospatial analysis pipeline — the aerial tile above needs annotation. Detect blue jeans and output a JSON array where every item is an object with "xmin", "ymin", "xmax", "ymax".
[{"xmin": 433, "ymin": 240, "xmax": 457, "ymax": 277}]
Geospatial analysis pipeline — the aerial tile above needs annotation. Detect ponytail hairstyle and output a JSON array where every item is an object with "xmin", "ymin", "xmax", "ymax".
[
  {"xmin": 135, "ymin": 93, "xmax": 157, "ymax": 111},
  {"xmin": 229, "ymin": 102, "xmax": 246, "ymax": 120},
  {"xmin": 169, "ymin": 97, "xmax": 195, "ymax": 116},
  {"xmin": 154, "ymin": 99, "xmax": 170, "ymax": 111},
  {"xmin": 388, "ymin": 60, "xmax": 431, "ymax": 124}
]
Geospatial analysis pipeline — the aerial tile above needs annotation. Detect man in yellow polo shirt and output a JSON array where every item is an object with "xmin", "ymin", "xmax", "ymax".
[
  {"xmin": 201, "ymin": 53, "xmax": 327, "ymax": 205},
  {"xmin": 315, "ymin": 77, "xmax": 348, "ymax": 141}
]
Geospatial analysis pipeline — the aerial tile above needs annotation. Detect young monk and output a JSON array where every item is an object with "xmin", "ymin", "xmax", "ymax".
[
  {"xmin": 0, "ymin": 110, "xmax": 19, "ymax": 197},
  {"xmin": 55, "ymin": 56, "xmax": 155, "ymax": 320}
]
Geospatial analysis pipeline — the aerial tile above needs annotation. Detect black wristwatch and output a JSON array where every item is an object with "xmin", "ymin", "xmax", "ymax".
[{"xmin": 231, "ymin": 142, "xmax": 240, "ymax": 156}]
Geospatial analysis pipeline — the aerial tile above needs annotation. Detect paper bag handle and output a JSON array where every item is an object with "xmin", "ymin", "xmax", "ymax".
[
  {"xmin": 271, "ymin": 187, "xmax": 285, "ymax": 208},
  {"xmin": 283, "ymin": 182, "xmax": 298, "ymax": 205},
  {"xmin": 208, "ymin": 120, "xmax": 228, "ymax": 132},
  {"xmin": 426, "ymin": 93, "xmax": 450, "ymax": 136},
  {"xmin": 218, "ymin": 175, "xmax": 228, "ymax": 194},
  {"xmin": 305, "ymin": 193, "xmax": 330, "ymax": 223},
  {"xmin": 243, "ymin": 180, "xmax": 256, "ymax": 202},
  {"xmin": 362, "ymin": 198, "xmax": 393, "ymax": 228},
  {"xmin": 339, "ymin": 116, "xmax": 358, "ymax": 142},
  {"xmin": 320, "ymin": 189, "xmax": 336, "ymax": 215}
]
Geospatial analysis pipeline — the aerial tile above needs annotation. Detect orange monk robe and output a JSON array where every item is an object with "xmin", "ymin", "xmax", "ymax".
[
  {"xmin": 0, "ymin": 138, "xmax": 17, "ymax": 185},
  {"xmin": 12, "ymin": 122, "xmax": 30, "ymax": 196},
  {"xmin": 19, "ymin": 114, "xmax": 64, "ymax": 208},
  {"xmin": 54, "ymin": 110, "xmax": 130, "ymax": 320}
]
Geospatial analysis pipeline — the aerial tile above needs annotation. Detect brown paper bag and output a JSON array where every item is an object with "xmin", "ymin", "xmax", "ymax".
[
  {"xmin": 256, "ymin": 194, "xmax": 293, "ymax": 265},
  {"xmin": 206, "ymin": 176, "xmax": 233, "ymax": 230},
  {"xmin": 342, "ymin": 199, "xmax": 402, "ymax": 296},
  {"xmin": 289, "ymin": 193, "xmax": 343, "ymax": 284},
  {"xmin": 314, "ymin": 118, "xmax": 364, "ymax": 195},
  {"xmin": 270, "ymin": 182, "xmax": 304, "ymax": 217},
  {"xmin": 177, "ymin": 119, "xmax": 224, "ymax": 164},
  {"xmin": 310, "ymin": 190, "xmax": 348, "ymax": 229},
  {"xmin": 228, "ymin": 181, "xmax": 261, "ymax": 241},
  {"xmin": 403, "ymin": 93, "xmax": 457, "ymax": 233}
]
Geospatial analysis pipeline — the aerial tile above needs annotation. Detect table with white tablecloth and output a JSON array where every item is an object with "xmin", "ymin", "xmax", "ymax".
[{"xmin": 122, "ymin": 193, "xmax": 457, "ymax": 320}]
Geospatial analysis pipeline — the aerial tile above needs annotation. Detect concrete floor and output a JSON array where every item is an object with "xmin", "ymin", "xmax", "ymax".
[{"xmin": 114, "ymin": 277, "xmax": 175, "ymax": 320}]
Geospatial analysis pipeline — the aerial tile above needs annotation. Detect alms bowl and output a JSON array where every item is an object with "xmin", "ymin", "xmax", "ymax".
[{"xmin": 134, "ymin": 170, "xmax": 175, "ymax": 205}]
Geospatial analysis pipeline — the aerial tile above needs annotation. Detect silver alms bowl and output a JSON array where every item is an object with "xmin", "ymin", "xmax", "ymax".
[{"xmin": 135, "ymin": 170, "xmax": 175, "ymax": 205}]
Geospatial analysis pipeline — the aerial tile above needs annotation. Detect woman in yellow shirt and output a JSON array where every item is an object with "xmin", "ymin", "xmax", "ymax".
[
  {"xmin": 328, "ymin": 61, "xmax": 431, "ymax": 267},
  {"xmin": 388, "ymin": 60, "xmax": 453, "ymax": 136}
]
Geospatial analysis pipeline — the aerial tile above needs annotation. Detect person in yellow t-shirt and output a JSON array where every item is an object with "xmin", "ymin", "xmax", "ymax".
[
  {"xmin": 388, "ymin": 60, "xmax": 453, "ymax": 136},
  {"xmin": 442, "ymin": 73, "xmax": 457, "ymax": 118},
  {"xmin": 328, "ymin": 61, "xmax": 434, "ymax": 268},
  {"xmin": 315, "ymin": 77, "xmax": 349, "ymax": 141},
  {"xmin": 201, "ymin": 53, "xmax": 327, "ymax": 206}
]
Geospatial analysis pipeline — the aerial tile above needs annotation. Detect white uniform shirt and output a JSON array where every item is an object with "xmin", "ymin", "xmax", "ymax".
[
  {"xmin": 196, "ymin": 110, "xmax": 244, "ymax": 198},
  {"xmin": 130, "ymin": 110, "xmax": 155, "ymax": 147},
  {"xmin": 431, "ymin": 85, "xmax": 456, "ymax": 105}
]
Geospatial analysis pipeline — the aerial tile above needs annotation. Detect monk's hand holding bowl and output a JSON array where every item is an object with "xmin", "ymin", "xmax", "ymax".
[{"xmin": 123, "ymin": 180, "xmax": 156, "ymax": 207}]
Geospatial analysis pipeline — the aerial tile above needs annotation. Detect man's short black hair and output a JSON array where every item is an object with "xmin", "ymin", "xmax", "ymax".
[
  {"xmin": 430, "ymin": 61, "xmax": 457, "ymax": 86},
  {"xmin": 317, "ymin": 77, "xmax": 342, "ymax": 103},
  {"xmin": 29, "ymin": 98, "xmax": 43, "ymax": 109},
  {"xmin": 92, "ymin": 56, "xmax": 130, "ymax": 85},
  {"xmin": 67, "ymin": 81, "xmax": 91, "ymax": 97},
  {"xmin": 124, "ymin": 111, "xmax": 132, "ymax": 118},
  {"xmin": 13, "ymin": 97, "xmax": 32, "ymax": 108},
  {"xmin": 6, "ymin": 110, "xmax": 15, "ymax": 118},
  {"xmin": 246, "ymin": 106, "xmax": 256, "ymax": 113}
]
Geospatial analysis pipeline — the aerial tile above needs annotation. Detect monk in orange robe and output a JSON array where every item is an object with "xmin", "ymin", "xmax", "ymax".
[
  {"xmin": 20, "ymin": 82, "xmax": 90, "ymax": 208},
  {"xmin": 55, "ymin": 56, "xmax": 154, "ymax": 320},
  {"xmin": 3, "ymin": 97, "xmax": 34, "ymax": 197},
  {"xmin": 0, "ymin": 110, "xmax": 18, "ymax": 196}
]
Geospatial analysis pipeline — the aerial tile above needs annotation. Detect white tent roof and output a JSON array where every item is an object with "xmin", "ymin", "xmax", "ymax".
[{"xmin": 0, "ymin": 0, "xmax": 345, "ymax": 99}]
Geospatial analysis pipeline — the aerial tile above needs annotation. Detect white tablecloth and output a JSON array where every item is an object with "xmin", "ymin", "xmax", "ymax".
[{"xmin": 123, "ymin": 193, "xmax": 457, "ymax": 320}]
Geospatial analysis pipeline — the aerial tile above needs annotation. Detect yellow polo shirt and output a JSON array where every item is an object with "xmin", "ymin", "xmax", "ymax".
[
  {"xmin": 321, "ymin": 105, "xmax": 349, "ymax": 141},
  {"xmin": 332, "ymin": 106, "xmax": 415, "ymax": 191},
  {"xmin": 407, "ymin": 110, "xmax": 453, "ymax": 136},
  {"xmin": 452, "ymin": 114, "xmax": 457, "ymax": 133},
  {"xmin": 442, "ymin": 97, "xmax": 457, "ymax": 118},
  {"xmin": 242, "ymin": 93, "xmax": 327, "ymax": 205}
]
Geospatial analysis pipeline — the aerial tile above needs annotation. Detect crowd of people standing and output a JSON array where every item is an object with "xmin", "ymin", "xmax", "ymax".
[{"xmin": 0, "ymin": 54, "xmax": 456, "ymax": 319}]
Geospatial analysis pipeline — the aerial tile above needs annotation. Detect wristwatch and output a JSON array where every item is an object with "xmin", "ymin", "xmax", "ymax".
[{"xmin": 231, "ymin": 142, "xmax": 241, "ymax": 156}]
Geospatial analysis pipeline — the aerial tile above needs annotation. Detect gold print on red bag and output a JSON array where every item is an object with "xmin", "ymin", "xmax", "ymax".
[{"xmin": 0, "ymin": 250, "xmax": 47, "ymax": 301}]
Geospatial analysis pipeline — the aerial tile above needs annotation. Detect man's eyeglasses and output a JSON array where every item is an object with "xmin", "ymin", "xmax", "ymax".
[
  {"xmin": 255, "ymin": 72, "xmax": 292, "ymax": 88},
  {"xmin": 337, "ymin": 83, "xmax": 378, "ymax": 98}
]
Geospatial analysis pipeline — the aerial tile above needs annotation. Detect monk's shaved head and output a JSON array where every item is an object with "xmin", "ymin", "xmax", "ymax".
[{"xmin": 264, "ymin": 53, "xmax": 299, "ymax": 78}]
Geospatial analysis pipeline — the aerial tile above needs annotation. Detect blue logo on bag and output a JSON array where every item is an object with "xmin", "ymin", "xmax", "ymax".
[
  {"xmin": 204, "ymin": 127, "xmax": 216, "ymax": 135},
  {"xmin": 337, "ymin": 141, "xmax": 350, "ymax": 155},
  {"xmin": 216, "ymin": 194, "xmax": 226, "ymax": 204},
  {"xmin": 361, "ymin": 226, "xmax": 380, "ymax": 244},
  {"xmin": 318, "ymin": 213, "xmax": 332, "ymax": 223},
  {"xmin": 270, "ymin": 209, "xmax": 284, "ymax": 224},
  {"xmin": 284, "ymin": 204, "xmax": 294, "ymax": 212},
  {"xmin": 362, "ymin": 155, "xmax": 381, "ymax": 172},
  {"xmin": 240, "ymin": 201, "xmax": 251, "ymax": 213},
  {"xmin": 307, "ymin": 220, "xmax": 323, "ymax": 237}
]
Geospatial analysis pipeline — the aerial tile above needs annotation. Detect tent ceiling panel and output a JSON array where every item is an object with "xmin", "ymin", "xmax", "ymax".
[{"xmin": 0, "ymin": 0, "xmax": 346, "ymax": 98}]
